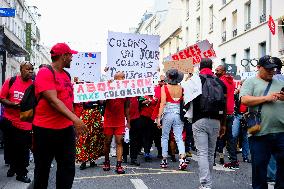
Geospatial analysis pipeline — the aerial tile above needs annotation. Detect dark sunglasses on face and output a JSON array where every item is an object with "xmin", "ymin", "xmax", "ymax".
[{"xmin": 159, "ymin": 80, "xmax": 165, "ymax": 82}]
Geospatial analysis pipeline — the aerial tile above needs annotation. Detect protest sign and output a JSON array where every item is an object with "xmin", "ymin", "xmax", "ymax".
[
  {"xmin": 225, "ymin": 64, "xmax": 237, "ymax": 76},
  {"xmin": 241, "ymin": 71, "xmax": 257, "ymax": 80},
  {"xmin": 163, "ymin": 59, "xmax": 194, "ymax": 74},
  {"xmin": 66, "ymin": 52, "xmax": 101, "ymax": 82},
  {"xmin": 171, "ymin": 40, "xmax": 216, "ymax": 65},
  {"xmin": 181, "ymin": 74, "xmax": 202, "ymax": 105},
  {"xmin": 107, "ymin": 31, "xmax": 160, "ymax": 80},
  {"xmin": 74, "ymin": 78, "xmax": 155, "ymax": 103}
]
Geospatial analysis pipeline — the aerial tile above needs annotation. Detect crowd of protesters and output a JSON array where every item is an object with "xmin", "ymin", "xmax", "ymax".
[{"xmin": 0, "ymin": 42, "xmax": 283, "ymax": 189}]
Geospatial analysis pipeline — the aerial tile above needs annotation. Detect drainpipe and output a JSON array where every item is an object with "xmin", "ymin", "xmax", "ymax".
[{"xmin": 268, "ymin": 0, "xmax": 272, "ymax": 56}]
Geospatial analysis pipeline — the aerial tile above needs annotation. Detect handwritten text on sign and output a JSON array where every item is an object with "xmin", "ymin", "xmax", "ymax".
[
  {"xmin": 171, "ymin": 40, "xmax": 216, "ymax": 65},
  {"xmin": 74, "ymin": 78, "xmax": 155, "ymax": 103},
  {"xmin": 107, "ymin": 31, "xmax": 160, "ymax": 79},
  {"xmin": 67, "ymin": 52, "xmax": 101, "ymax": 82},
  {"xmin": 163, "ymin": 59, "xmax": 194, "ymax": 74}
]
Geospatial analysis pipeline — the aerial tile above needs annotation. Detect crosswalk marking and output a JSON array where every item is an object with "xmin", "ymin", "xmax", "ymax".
[{"xmin": 130, "ymin": 179, "xmax": 148, "ymax": 189}]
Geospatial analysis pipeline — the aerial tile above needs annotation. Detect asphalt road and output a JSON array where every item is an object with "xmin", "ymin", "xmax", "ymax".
[{"xmin": 46, "ymin": 152, "xmax": 256, "ymax": 189}]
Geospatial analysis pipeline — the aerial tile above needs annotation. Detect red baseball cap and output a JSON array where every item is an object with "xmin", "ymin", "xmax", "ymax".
[{"xmin": 50, "ymin": 43, "xmax": 78, "ymax": 57}]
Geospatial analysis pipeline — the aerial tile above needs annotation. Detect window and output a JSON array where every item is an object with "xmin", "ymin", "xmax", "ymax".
[
  {"xmin": 221, "ymin": 18, "xmax": 226, "ymax": 42},
  {"xmin": 209, "ymin": 5, "xmax": 213, "ymax": 32},
  {"xmin": 221, "ymin": 58, "xmax": 226, "ymax": 65},
  {"xmin": 259, "ymin": 41, "xmax": 266, "ymax": 57},
  {"xmin": 196, "ymin": 17, "xmax": 201, "ymax": 41},
  {"xmin": 231, "ymin": 54, "xmax": 236, "ymax": 65},
  {"xmin": 186, "ymin": 0, "xmax": 190, "ymax": 19},
  {"xmin": 232, "ymin": 10, "xmax": 237, "ymax": 37},
  {"xmin": 244, "ymin": 48, "xmax": 251, "ymax": 71},
  {"xmin": 185, "ymin": 27, "xmax": 189, "ymax": 47},
  {"xmin": 245, "ymin": 1, "xmax": 251, "ymax": 31},
  {"xmin": 259, "ymin": 0, "xmax": 266, "ymax": 23}
]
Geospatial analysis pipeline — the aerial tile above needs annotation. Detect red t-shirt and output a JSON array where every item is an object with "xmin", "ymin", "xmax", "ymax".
[
  {"xmin": 220, "ymin": 75, "xmax": 235, "ymax": 115},
  {"xmin": 0, "ymin": 76, "xmax": 33, "ymax": 130},
  {"xmin": 129, "ymin": 97, "xmax": 140, "ymax": 121},
  {"xmin": 140, "ymin": 96, "xmax": 157, "ymax": 118},
  {"xmin": 33, "ymin": 67, "xmax": 73, "ymax": 129},
  {"xmin": 104, "ymin": 98, "xmax": 126, "ymax": 127}
]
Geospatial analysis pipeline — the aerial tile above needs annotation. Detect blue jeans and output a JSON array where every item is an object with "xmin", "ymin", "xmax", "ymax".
[
  {"xmin": 161, "ymin": 103, "xmax": 185, "ymax": 157},
  {"xmin": 249, "ymin": 132, "xmax": 284, "ymax": 189},
  {"xmin": 232, "ymin": 114, "xmax": 250, "ymax": 159},
  {"xmin": 267, "ymin": 155, "xmax": 276, "ymax": 182}
]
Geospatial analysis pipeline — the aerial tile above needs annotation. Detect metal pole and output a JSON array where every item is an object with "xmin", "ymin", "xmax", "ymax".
[
  {"xmin": 0, "ymin": 50, "xmax": 7, "ymax": 85},
  {"xmin": 268, "ymin": 0, "xmax": 272, "ymax": 55}
]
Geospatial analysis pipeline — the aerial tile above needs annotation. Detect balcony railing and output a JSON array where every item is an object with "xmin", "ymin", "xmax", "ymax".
[
  {"xmin": 197, "ymin": 0, "xmax": 200, "ymax": 10},
  {"xmin": 209, "ymin": 23, "xmax": 213, "ymax": 31},
  {"xmin": 245, "ymin": 21, "xmax": 251, "ymax": 31},
  {"xmin": 221, "ymin": 31, "xmax": 226, "ymax": 42},
  {"xmin": 260, "ymin": 13, "xmax": 266, "ymax": 23},
  {"xmin": 196, "ymin": 33, "xmax": 200, "ymax": 41},
  {"xmin": 232, "ymin": 29, "xmax": 237, "ymax": 37}
]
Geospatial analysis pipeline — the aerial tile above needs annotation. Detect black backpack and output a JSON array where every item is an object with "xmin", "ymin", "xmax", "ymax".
[
  {"xmin": 199, "ymin": 74, "xmax": 226, "ymax": 115},
  {"xmin": 20, "ymin": 65, "xmax": 71, "ymax": 122}
]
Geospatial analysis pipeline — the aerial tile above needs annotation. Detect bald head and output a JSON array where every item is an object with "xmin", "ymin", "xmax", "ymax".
[
  {"xmin": 20, "ymin": 61, "xmax": 34, "ymax": 81},
  {"xmin": 215, "ymin": 65, "xmax": 226, "ymax": 78},
  {"xmin": 114, "ymin": 71, "xmax": 125, "ymax": 80}
]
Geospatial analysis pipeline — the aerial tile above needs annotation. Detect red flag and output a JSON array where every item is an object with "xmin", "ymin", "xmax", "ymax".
[{"xmin": 268, "ymin": 15, "xmax": 276, "ymax": 35}]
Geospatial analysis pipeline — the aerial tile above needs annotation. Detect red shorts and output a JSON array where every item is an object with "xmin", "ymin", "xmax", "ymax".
[{"xmin": 104, "ymin": 127, "xmax": 125, "ymax": 136}]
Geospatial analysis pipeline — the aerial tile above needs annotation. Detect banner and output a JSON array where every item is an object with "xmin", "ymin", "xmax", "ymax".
[
  {"xmin": 171, "ymin": 40, "xmax": 216, "ymax": 65},
  {"xmin": 0, "ymin": 8, "xmax": 16, "ymax": 17},
  {"xmin": 107, "ymin": 31, "xmax": 160, "ymax": 79},
  {"xmin": 67, "ymin": 52, "xmax": 101, "ymax": 82},
  {"xmin": 225, "ymin": 64, "xmax": 237, "ymax": 76},
  {"xmin": 74, "ymin": 78, "xmax": 155, "ymax": 103},
  {"xmin": 163, "ymin": 59, "xmax": 194, "ymax": 74}
]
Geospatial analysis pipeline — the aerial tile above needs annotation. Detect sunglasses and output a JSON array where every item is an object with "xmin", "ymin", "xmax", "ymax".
[{"xmin": 159, "ymin": 80, "xmax": 165, "ymax": 82}]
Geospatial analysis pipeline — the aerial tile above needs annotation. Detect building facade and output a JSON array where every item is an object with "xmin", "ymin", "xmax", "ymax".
[
  {"xmin": 0, "ymin": 0, "xmax": 50, "ymax": 84},
  {"xmin": 135, "ymin": 0, "xmax": 284, "ymax": 76}
]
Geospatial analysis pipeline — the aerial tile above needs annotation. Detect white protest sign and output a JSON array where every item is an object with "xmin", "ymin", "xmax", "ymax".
[
  {"xmin": 107, "ymin": 31, "xmax": 160, "ymax": 79},
  {"xmin": 73, "ymin": 78, "xmax": 155, "ymax": 103},
  {"xmin": 181, "ymin": 74, "xmax": 202, "ymax": 105},
  {"xmin": 241, "ymin": 71, "xmax": 257, "ymax": 80},
  {"xmin": 171, "ymin": 40, "xmax": 216, "ymax": 65},
  {"xmin": 67, "ymin": 52, "xmax": 101, "ymax": 82}
]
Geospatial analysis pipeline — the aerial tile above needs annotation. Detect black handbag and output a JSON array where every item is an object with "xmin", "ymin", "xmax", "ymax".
[{"xmin": 243, "ymin": 81, "xmax": 272, "ymax": 135}]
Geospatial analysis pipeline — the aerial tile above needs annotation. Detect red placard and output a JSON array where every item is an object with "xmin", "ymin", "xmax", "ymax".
[{"xmin": 268, "ymin": 15, "xmax": 276, "ymax": 35}]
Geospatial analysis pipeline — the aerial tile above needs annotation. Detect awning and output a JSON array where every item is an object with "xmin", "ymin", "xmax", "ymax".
[{"xmin": 0, "ymin": 26, "xmax": 28, "ymax": 56}]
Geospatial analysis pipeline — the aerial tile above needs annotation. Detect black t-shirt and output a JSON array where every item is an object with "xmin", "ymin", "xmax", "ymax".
[{"xmin": 192, "ymin": 75, "xmax": 227, "ymax": 123}]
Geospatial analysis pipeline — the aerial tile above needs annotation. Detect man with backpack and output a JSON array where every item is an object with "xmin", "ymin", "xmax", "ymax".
[
  {"xmin": 0, "ymin": 62, "xmax": 34, "ymax": 183},
  {"xmin": 32, "ymin": 43, "xmax": 87, "ymax": 189},
  {"xmin": 192, "ymin": 58, "xmax": 226, "ymax": 189}
]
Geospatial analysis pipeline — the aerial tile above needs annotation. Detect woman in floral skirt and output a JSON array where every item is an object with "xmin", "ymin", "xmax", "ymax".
[{"xmin": 76, "ymin": 102, "xmax": 104, "ymax": 170}]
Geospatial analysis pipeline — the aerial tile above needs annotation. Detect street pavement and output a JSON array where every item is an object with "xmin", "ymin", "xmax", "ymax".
[
  {"xmin": 0, "ymin": 148, "xmax": 275, "ymax": 189},
  {"xmin": 45, "ymin": 150, "xmax": 272, "ymax": 189},
  {"xmin": 0, "ymin": 149, "xmax": 33, "ymax": 189}
]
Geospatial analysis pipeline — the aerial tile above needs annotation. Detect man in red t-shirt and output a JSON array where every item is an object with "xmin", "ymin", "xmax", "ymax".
[
  {"xmin": 32, "ymin": 43, "xmax": 87, "ymax": 189},
  {"xmin": 103, "ymin": 72, "xmax": 130, "ymax": 174},
  {"xmin": 0, "ymin": 62, "xmax": 33, "ymax": 183}
]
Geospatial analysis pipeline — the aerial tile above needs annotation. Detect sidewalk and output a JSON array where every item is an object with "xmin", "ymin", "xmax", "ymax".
[{"xmin": 0, "ymin": 149, "xmax": 34, "ymax": 189}]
